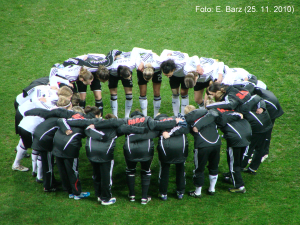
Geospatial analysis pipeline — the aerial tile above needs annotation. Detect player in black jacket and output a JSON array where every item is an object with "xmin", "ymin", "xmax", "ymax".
[
  {"xmin": 207, "ymin": 83, "xmax": 273, "ymax": 175},
  {"xmin": 184, "ymin": 106, "xmax": 222, "ymax": 197},
  {"xmin": 155, "ymin": 114, "xmax": 189, "ymax": 200},
  {"xmin": 211, "ymin": 105, "xmax": 252, "ymax": 193},
  {"xmin": 52, "ymin": 107, "xmax": 99, "ymax": 200},
  {"xmin": 25, "ymin": 106, "xmax": 83, "ymax": 191}
]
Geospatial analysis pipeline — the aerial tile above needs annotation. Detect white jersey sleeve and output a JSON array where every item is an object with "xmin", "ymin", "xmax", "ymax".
[
  {"xmin": 160, "ymin": 49, "xmax": 190, "ymax": 77},
  {"xmin": 107, "ymin": 51, "xmax": 136, "ymax": 76}
]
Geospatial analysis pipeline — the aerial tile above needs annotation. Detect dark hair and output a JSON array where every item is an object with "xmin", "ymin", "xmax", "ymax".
[
  {"xmin": 104, "ymin": 113, "xmax": 117, "ymax": 119},
  {"xmin": 160, "ymin": 59, "xmax": 176, "ymax": 74},
  {"xmin": 96, "ymin": 65, "xmax": 110, "ymax": 81},
  {"xmin": 207, "ymin": 83, "xmax": 228, "ymax": 93},
  {"xmin": 117, "ymin": 65, "xmax": 131, "ymax": 79},
  {"xmin": 84, "ymin": 105, "xmax": 101, "ymax": 116}
]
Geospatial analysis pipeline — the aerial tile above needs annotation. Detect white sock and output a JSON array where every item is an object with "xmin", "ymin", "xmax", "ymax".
[
  {"xmin": 172, "ymin": 94, "xmax": 180, "ymax": 116},
  {"xmin": 37, "ymin": 155, "xmax": 43, "ymax": 180},
  {"xmin": 139, "ymin": 96, "xmax": 147, "ymax": 116},
  {"xmin": 110, "ymin": 95, "xmax": 118, "ymax": 118},
  {"xmin": 125, "ymin": 94, "xmax": 133, "ymax": 118},
  {"xmin": 153, "ymin": 96, "xmax": 161, "ymax": 118},
  {"xmin": 209, "ymin": 174, "xmax": 218, "ymax": 192},
  {"xmin": 31, "ymin": 150, "xmax": 39, "ymax": 173},
  {"xmin": 13, "ymin": 142, "xmax": 27, "ymax": 167},
  {"xmin": 181, "ymin": 95, "xmax": 189, "ymax": 115},
  {"xmin": 195, "ymin": 186, "xmax": 202, "ymax": 195}
]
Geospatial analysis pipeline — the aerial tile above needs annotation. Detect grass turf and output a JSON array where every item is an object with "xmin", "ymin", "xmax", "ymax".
[{"xmin": 0, "ymin": 0, "xmax": 299, "ymax": 224}]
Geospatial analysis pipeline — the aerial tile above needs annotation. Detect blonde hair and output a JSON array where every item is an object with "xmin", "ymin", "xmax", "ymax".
[
  {"xmin": 184, "ymin": 71, "xmax": 198, "ymax": 89},
  {"xmin": 143, "ymin": 63, "xmax": 154, "ymax": 81},
  {"xmin": 71, "ymin": 93, "xmax": 80, "ymax": 106},
  {"xmin": 57, "ymin": 86, "xmax": 73, "ymax": 98},
  {"xmin": 184, "ymin": 105, "xmax": 196, "ymax": 115},
  {"xmin": 105, "ymin": 113, "xmax": 117, "ymax": 119},
  {"xmin": 78, "ymin": 67, "xmax": 93, "ymax": 81},
  {"xmin": 72, "ymin": 106, "xmax": 85, "ymax": 114},
  {"xmin": 205, "ymin": 95, "xmax": 215, "ymax": 108},
  {"xmin": 56, "ymin": 96, "xmax": 72, "ymax": 109}
]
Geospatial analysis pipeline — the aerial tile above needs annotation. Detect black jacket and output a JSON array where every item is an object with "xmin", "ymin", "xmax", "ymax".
[
  {"xmin": 155, "ymin": 115, "xmax": 190, "ymax": 164},
  {"xmin": 185, "ymin": 109, "xmax": 221, "ymax": 149}
]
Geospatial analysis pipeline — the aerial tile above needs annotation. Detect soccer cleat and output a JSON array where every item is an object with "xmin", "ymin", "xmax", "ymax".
[
  {"xmin": 36, "ymin": 178, "xmax": 43, "ymax": 183},
  {"xmin": 158, "ymin": 194, "xmax": 167, "ymax": 201},
  {"xmin": 207, "ymin": 190, "xmax": 215, "ymax": 196},
  {"xmin": 244, "ymin": 167, "xmax": 257, "ymax": 175},
  {"xmin": 12, "ymin": 164, "xmax": 29, "ymax": 172},
  {"xmin": 69, "ymin": 194, "xmax": 75, "ymax": 199},
  {"xmin": 74, "ymin": 192, "xmax": 90, "ymax": 200},
  {"xmin": 101, "ymin": 197, "xmax": 116, "ymax": 205},
  {"xmin": 44, "ymin": 187, "xmax": 57, "ymax": 192},
  {"xmin": 141, "ymin": 196, "xmax": 151, "ymax": 205},
  {"xmin": 261, "ymin": 154, "xmax": 268, "ymax": 163},
  {"xmin": 188, "ymin": 191, "xmax": 202, "ymax": 198},
  {"xmin": 128, "ymin": 195, "xmax": 135, "ymax": 202},
  {"xmin": 223, "ymin": 172, "xmax": 232, "ymax": 184},
  {"xmin": 228, "ymin": 186, "xmax": 246, "ymax": 193},
  {"xmin": 24, "ymin": 153, "xmax": 31, "ymax": 158},
  {"xmin": 32, "ymin": 172, "xmax": 37, "ymax": 177},
  {"xmin": 177, "ymin": 192, "xmax": 184, "ymax": 200}
]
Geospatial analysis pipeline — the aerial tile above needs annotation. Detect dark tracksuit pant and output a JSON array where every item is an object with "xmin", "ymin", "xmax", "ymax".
[
  {"xmin": 125, "ymin": 159, "xmax": 152, "ymax": 199},
  {"xmin": 241, "ymin": 132, "xmax": 268, "ymax": 170},
  {"xmin": 56, "ymin": 157, "xmax": 81, "ymax": 195},
  {"xmin": 227, "ymin": 146, "xmax": 247, "ymax": 188},
  {"xmin": 40, "ymin": 151, "xmax": 56, "ymax": 190},
  {"xmin": 91, "ymin": 160, "xmax": 114, "ymax": 202},
  {"xmin": 158, "ymin": 161, "xmax": 185, "ymax": 195},
  {"xmin": 193, "ymin": 145, "xmax": 220, "ymax": 187}
]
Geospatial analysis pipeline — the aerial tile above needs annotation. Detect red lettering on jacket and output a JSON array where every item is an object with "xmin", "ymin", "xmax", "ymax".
[
  {"xmin": 217, "ymin": 108, "xmax": 234, "ymax": 113},
  {"xmin": 159, "ymin": 118, "xmax": 173, "ymax": 122},
  {"xmin": 236, "ymin": 90, "xmax": 249, "ymax": 100},
  {"xmin": 128, "ymin": 117, "xmax": 146, "ymax": 125},
  {"xmin": 72, "ymin": 114, "xmax": 85, "ymax": 119}
]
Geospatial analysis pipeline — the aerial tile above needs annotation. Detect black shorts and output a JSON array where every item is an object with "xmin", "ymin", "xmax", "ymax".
[
  {"xmin": 137, "ymin": 70, "xmax": 162, "ymax": 85},
  {"xmin": 76, "ymin": 73, "xmax": 102, "ymax": 93},
  {"xmin": 18, "ymin": 127, "xmax": 32, "ymax": 149},
  {"xmin": 108, "ymin": 74, "xmax": 133, "ymax": 89},
  {"xmin": 169, "ymin": 76, "xmax": 188, "ymax": 90},
  {"xmin": 194, "ymin": 80, "xmax": 211, "ymax": 91}
]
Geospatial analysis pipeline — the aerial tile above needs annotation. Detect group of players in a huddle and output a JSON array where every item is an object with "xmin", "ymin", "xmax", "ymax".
[{"xmin": 12, "ymin": 47, "xmax": 284, "ymax": 205}]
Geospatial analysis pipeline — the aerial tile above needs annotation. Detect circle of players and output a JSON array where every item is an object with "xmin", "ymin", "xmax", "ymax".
[{"xmin": 12, "ymin": 47, "xmax": 284, "ymax": 205}]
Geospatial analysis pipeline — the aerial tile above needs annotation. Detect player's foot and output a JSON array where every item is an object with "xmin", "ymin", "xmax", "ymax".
[{"xmin": 12, "ymin": 164, "xmax": 29, "ymax": 172}]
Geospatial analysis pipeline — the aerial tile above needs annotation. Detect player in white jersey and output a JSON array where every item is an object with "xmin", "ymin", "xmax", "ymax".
[
  {"xmin": 50, "ymin": 50, "xmax": 121, "ymax": 115},
  {"xmin": 184, "ymin": 57, "xmax": 225, "ymax": 108},
  {"xmin": 12, "ymin": 86, "xmax": 64, "ymax": 172},
  {"xmin": 105, "ymin": 50, "xmax": 137, "ymax": 118},
  {"xmin": 221, "ymin": 67, "xmax": 267, "ymax": 89},
  {"xmin": 159, "ymin": 50, "xmax": 203, "ymax": 116},
  {"xmin": 130, "ymin": 47, "xmax": 163, "ymax": 117}
]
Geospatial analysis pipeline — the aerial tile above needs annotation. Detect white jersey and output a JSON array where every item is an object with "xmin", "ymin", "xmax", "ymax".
[
  {"xmin": 222, "ymin": 68, "xmax": 252, "ymax": 85},
  {"xmin": 18, "ymin": 116, "xmax": 45, "ymax": 134},
  {"xmin": 16, "ymin": 93, "xmax": 30, "ymax": 106},
  {"xmin": 107, "ymin": 51, "xmax": 136, "ymax": 76},
  {"xmin": 49, "ymin": 54, "xmax": 107, "ymax": 83},
  {"xmin": 196, "ymin": 57, "xmax": 225, "ymax": 83},
  {"xmin": 131, "ymin": 47, "xmax": 161, "ymax": 72},
  {"xmin": 160, "ymin": 50, "xmax": 190, "ymax": 77},
  {"xmin": 18, "ymin": 85, "xmax": 58, "ymax": 116}
]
